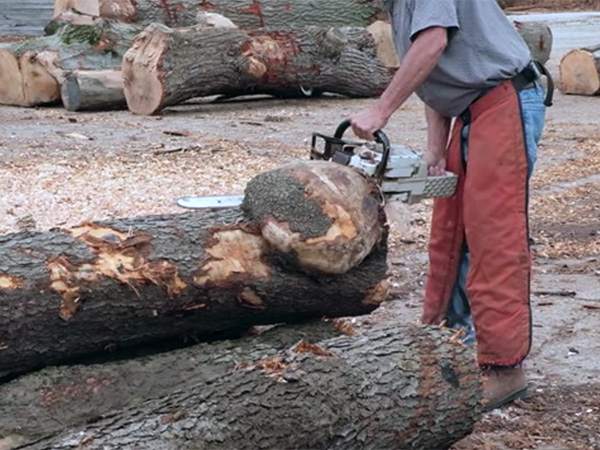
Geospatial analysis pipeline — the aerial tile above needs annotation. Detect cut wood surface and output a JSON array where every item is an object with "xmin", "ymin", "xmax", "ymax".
[
  {"xmin": 122, "ymin": 24, "xmax": 392, "ymax": 115},
  {"xmin": 52, "ymin": 0, "xmax": 385, "ymax": 28},
  {"xmin": 61, "ymin": 69, "xmax": 126, "ymax": 111},
  {"xmin": 0, "ymin": 161, "xmax": 389, "ymax": 378},
  {"xmin": 3, "ymin": 323, "xmax": 482, "ymax": 450},
  {"xmin": 559, "ymin": 45, "xmax": 600, "ymax": 96},
  {"xmin": 0, "ymin": 12, "xmax": 142, "ymax": 107},
  {"xmin": 513, "ymin": 20, "xmax": 553, "ymax": 65},
  {"xmin": 367, "ymin": 20, "xmax": 400, "ymax": 68}
]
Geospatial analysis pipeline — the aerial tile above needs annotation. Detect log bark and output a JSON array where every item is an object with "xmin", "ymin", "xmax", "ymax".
[
  {"xmin": 0, "ymin": 320, "xmax": 344, "ymax": 445},
  {"xmin": 0, "ymin": 161, "xmax": 389, "ymax": 378},
  {"xmin": 1, "ymin": 322, "xmax": 327, "ymax": 439},
  {"xmin": 122, "ymin": 23, "xmax": 392, "ymax": 115},
  {"xmin": 559, "ymin": 45, "xmax": 600, "ymax": 96},
  {"xmin": 3, "ymin": 323, "xmax": 482, "ymax": 450},
  {"xmin": 61, "ymin": 69, "xmax": 127, "ymax": 111},
  {"xmin": 0, "ymin": 12, "xmax": 141, "ymax": 107},
  {"xmin": 52, "ymin": 0, "xmax": 385, "ymax": 28},
  {"xmin": 513, "ymin": 20, "xmax": 553, "ymax": 65}
]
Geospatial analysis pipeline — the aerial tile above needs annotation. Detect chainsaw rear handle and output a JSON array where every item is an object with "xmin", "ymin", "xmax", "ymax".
[{"xmin": 335, "ymin": 119, "xmax": 391, "ymax": 181}]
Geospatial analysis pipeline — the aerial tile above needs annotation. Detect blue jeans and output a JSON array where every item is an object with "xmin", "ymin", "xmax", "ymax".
[{"xmin": 446, "ymin": 83, "xmax": 547, "ymax": 351}]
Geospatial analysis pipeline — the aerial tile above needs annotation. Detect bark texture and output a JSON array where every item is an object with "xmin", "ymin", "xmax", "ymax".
[
  {"xmin": 513, "ymin": 20, "xmax": 553, "ymax": 65},
  {"xmin": 0, "ymin": 161, "xmax": 389, "ymax": 378},
  {"xmin": 0, "ymin": 321, "xmax": 343, "ymax": 445},
  {"xmin": 52, "ymin": 0, "xmax": 385, "ymax": 28},
  {"xmin": 61, "ymin": 69, "xmax": 127, "ymax": 111},
  {"xmin": 559, "ymin": 45, "xmax": 600, "ymax": 96},
  {"xmin": 0, "ymin": 13, "xmax": 141, "ymax": 107},
  {"xmin": 5, "ymin": 323, "xmax": 482, "ymax": 450},
  {"xmin": 122, "ymin": 23, "xmax": 392, "ymax": 115}
]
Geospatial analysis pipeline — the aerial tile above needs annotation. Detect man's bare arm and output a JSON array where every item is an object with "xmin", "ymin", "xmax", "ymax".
[
  {"xmin": 350, "ymin": 26, "xmax": 449, "ymax": 139},
  {"xmin": 378, "ymin": 27, "xmax": 449, "ymax": 118}
]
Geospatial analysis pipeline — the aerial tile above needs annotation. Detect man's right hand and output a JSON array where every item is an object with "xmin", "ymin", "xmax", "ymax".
[{"xmin": 425, "ymin": 151, "xmax": 446, "ymax": 176}]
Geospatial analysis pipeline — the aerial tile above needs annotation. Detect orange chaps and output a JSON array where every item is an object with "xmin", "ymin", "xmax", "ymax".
[{"xmin": 422, "ymin": 81, "xmax": 532, "ymax": 367}]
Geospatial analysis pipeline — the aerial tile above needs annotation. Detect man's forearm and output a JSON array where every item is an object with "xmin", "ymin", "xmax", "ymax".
[
  {"xmin": 376, "ymin": 27, "xmax": 448, "ymax": 119},
  {"xmin": 425, "ymin": 105, "xmax": 451, "ymax": 156}
]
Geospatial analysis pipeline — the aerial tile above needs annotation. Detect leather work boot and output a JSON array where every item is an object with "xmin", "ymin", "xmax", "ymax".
[{"xmin": 481, "ymin": 367, "xmax": 528, "ymax": 412}]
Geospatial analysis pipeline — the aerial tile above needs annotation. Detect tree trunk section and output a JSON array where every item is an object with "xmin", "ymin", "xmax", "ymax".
[
  {"xmin": 61, "ymin": 69, "xmax": 127, "ymax": 111},
  {"xmin": 0, "ymin": 321, "xmax": 345, "ymax": 446},
  {"xmin": 52, "ymin": 0, "xmax": 385, "ymax": 28},
  {"xmin": 0, "ymin": 13, "xmax": 142, "ymax": 107},
  {"xmin": 4, "ymin": 323, "xmax": 482, "ymax": 450},
  {"xmin": 559, "ymin": 45, "xmax": 600, "ymax": 96},
  {"xmin": 0, "ymin": 161, "xmax": 389, "ymax": 378},
  {"xmin": 123, "ymin": 23, "xmax": 392, "ymax": 115},
  {"xmin": 513, "ymin": 20, "xmax": 553, "ymax": 65}
]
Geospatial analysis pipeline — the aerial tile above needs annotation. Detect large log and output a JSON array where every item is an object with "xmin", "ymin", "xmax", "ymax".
[
  {"xmin": 61, "ymin": 69, "xmax": 127, "ymax": 111},
  {"xmin": 0, "ymin": 321, "xmax": 343, "ymax": 445},
  {"xmin": 2, "ymin": 323, "xmax": 482, "ymax": 450},
  {"xmin": 0, "ymin": 12, "xmax": 141, "ymax": 107},
  {"xmin": 52, "ymin": 0, "xmax": 385, "ymax": 28},
  {"xmin": 559, "ymin": 45, "xmax": 600, "ymax": 96},
  {"xmin": 0, "ymin": 161, "xmax": 389, "ymax": 378},
  {"xmin": 122, "ymin": 24, "xmax": 392, "ymax": 115},
  {"xmin": 513, "ymin": 20, "xmax": 553, "ymax": 65}
]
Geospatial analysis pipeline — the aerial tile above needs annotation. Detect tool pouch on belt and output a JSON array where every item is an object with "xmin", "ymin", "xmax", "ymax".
[{"xmin": 421, "ymin": 61, "xmax": 550, "ymax": 366}]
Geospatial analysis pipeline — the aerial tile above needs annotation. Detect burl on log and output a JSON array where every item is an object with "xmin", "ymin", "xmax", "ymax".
[{"xmin": 0, "ymin": 161, "xmax": 389, "ymax": 378}]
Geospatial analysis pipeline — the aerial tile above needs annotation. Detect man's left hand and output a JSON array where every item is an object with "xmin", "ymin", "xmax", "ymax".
[{"xmin": 350, "ymin": 106, "xmax": 389, "ymax": 141}]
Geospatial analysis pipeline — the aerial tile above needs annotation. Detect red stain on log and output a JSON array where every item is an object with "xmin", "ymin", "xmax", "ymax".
[
  {"xmin": 199, "ymin": 0, "xmax": 218, "ymax": 10},
  {"xmin": 159, "ymin": 0, "xmax": 174, "ymax": 24},
  {"xmin": 244, "ymin": 0, "xmax": 265, "ymax": 28},
  {"xmin": 39, "ymin": 377, "xmax": 114, "ymax": 406},
  {"xmin": 283, "ymin": 4, "xmax": 291, "ymax": 12}
]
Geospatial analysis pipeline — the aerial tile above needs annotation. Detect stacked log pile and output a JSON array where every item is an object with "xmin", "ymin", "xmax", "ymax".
[
  {"xmin": 0, "ymin": 0, "xmax": 566, "ymax": 113},
  {"xmin": 0, "ymin": 161, "xmax": 483, "ymax": 449}
]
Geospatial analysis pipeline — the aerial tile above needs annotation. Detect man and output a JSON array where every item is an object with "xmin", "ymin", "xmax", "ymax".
[{"xmin": 350, "ymin": 0, "xmax": 552, "ymax": 411}]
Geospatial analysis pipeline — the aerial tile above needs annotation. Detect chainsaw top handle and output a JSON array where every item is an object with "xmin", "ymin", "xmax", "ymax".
[{"xmin": 334, "ymin": 119, "xmax": 391, "ymax": 182}]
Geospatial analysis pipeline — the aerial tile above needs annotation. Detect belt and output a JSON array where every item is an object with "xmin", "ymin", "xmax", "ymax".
[
  {"xmin": 460, "ymin": 60, "xmax": 554, "ymax": 125},
  {"xmin": 512, "ymin": 60, "xmax": 554, "ymax": 107}
]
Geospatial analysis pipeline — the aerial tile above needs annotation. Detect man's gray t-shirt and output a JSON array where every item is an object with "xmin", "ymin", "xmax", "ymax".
[{"xmin": 384, "ymin": 0, "xmax": 531, "ymax": 117}]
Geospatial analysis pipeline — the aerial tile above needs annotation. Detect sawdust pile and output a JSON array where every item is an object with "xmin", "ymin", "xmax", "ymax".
[{"xmin": 0, "ymin": 131, "xmax": 304, "ymax": 235}]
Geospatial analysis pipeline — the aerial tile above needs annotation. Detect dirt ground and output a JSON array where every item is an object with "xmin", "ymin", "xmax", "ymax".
[
  {"xmin": 503, "ymin": 0, "xmax": 600, "ymax": 11},
  {"xmin": 1, "ymin": 9, "xmax": 599, "ymax": 450}
]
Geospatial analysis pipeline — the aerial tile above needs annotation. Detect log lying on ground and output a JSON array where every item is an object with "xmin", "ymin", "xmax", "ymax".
[
  {"xmin": 61, "ymin": 69, "xmax": 126, "ymax": 111},
  {"xmin": 0, "ymin": 161, "xmax": 389, "ymax": 378},
  {"xmin": 0, "ymin": 12, "xmax": 141, "ymax": 107},
  {"xmin": 559, "ymin": 45, "xmax": 600, "ymax": 96},
  {"xmin": 513, "ymin": 20, "xmax": 553, "ymax": 65},
  {"xmin": 123, "ymin": 24, "xmax": 392, "ymax": 115},
  {"xmin": 0, "ymin": 320, "xmax": 344, "ymax": 445},
  {"xmin": 3, "ymin": 323, "xmax": 482, "ymax": 450},
  {"xmin": 53, "ymin": 0, "xmax": 385, "ymax": 28}
]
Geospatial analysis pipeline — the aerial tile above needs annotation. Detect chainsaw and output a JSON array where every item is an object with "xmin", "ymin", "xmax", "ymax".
[{"xmin": 175, "ymin": 120, "xmax": 458, "ymax": 209}]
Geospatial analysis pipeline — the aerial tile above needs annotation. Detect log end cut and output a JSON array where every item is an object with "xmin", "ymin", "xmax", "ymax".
[
  {"xmin": 0, "ymin": 49, "xmax": 26, "ymax": 106},
  {"xmin": 122, "ymin": 23, "xmax": 171, "ymax": 115},
  {"xmin": 242, "ymin": 160, "xmax": 385, "ymax": 275},
  {"xmin": 559, "ymin": 48, "xmax": 600, "ymax": 96}
]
